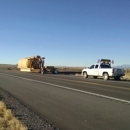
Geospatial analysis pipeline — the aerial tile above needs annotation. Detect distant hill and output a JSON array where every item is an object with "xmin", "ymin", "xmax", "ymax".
[
  {"xmin": 113, "ymin": 64, "xmax": 130, "ymax": 68},
  {"xmin": 0, "ymin": 64, "xmax": 17, "ymax": 69},
  {"xmin": 0, "ymin": 64, "xmax": 17, "ymax": 66}
]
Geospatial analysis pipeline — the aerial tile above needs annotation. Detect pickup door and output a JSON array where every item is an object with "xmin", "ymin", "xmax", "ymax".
[
  {"xmin": 93, "ymin": 65, "xmax": 99, "ymax": 76},
  {"xmin": 87, "ymin": 65, "xmax": 95, "ymax": 75},
  {"xmin": 87, "ymin": 65, "xmax": 99, "ymax": 76}
]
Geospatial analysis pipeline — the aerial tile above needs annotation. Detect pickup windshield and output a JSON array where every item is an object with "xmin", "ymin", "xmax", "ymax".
[{"xmin": 89, "ymin": 65, "xmax": 95, "ymax": 69}]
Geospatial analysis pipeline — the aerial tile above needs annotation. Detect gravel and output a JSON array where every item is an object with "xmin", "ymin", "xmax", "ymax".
[{"xmin": 0, "ymin": 88, "xmax": 60, "ymax": 130}]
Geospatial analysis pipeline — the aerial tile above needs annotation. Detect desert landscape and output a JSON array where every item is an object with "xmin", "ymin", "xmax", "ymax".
[
  {"xmin": 0, "ymin": 64, "xmax": 129, "ymax": 81},
  {"xmin": 0, "ymin": 64, "xmax": 130, "ymax": 129}
]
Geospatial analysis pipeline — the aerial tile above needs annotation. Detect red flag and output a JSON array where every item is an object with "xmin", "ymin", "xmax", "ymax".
[
  {"xmin": 97, "ymin": 59, "xmax": 100, "ymax": 63},
  {"xmin": 112, "ymin": 60, "xmax": 114, "ymax": 64}
]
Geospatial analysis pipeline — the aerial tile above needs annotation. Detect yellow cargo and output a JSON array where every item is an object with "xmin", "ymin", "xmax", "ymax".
[
  {"xmin": 17, "ymin": 55, "xmax": 57, "ymax": 74},
  {"xmin": 18, "ymin": 58, "xmax": 33, "ymax": 69},
  {"xmin": 17, "ymin": 55, "xmax": 44, "ymax": 72}
]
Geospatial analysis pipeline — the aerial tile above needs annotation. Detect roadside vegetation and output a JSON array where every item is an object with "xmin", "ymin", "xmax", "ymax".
[
  {"xmin": 121, "ymin": 69, "xmax": 130, "ymax": 81},
  {"xmin": 0, "ymin": 64, "xmax": 130, "ymax": 81},
  {"xmin": 0, "ymin": 64, "xmax": 17, "ymax": 70},
  {"xmin": 0, "ymin": 101, "xmax": 27, "ymax": 130}
]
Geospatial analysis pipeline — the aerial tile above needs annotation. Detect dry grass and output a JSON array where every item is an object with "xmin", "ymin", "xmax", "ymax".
[
  {"xmin": 0, "ymin": 101, "xmax": 27, "ymax": 130},
  {"xmin": 56, "ymin": 67, "xmax": 83, "ymax": 72},
  {"xmin": 121, "ymin": 69, "xmax": 130, "ymax": 81},
  {"xmin": 0, "ymin": 64, "xmax": 17, "ymax": 70},
  {"xmin": 121, "ymin": 74, "xmax": 130, "ymax": 81},
  {"xmin": 0, "ymin": 64, "xmax": 83, "ymax": 72}
]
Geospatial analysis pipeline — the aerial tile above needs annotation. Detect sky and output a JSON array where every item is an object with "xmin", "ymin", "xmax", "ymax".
[{"xmin": 0, "ymin": 0, "xmax": 130, "ymax": 67}]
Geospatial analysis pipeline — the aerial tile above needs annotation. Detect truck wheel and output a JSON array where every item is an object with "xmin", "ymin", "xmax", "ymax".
[
  {"xmin": 52, "ymin": 69, "xmax": 58, "ymax": 74},
  {"xmin": 83, "ymin": 72, "xmax": 88, "ymax": 78},
  {"xmin": 41, "ymin": 68, "xmax": 46, "ymax": 74},
  {"xmin": 114, "ymin": 76, "xmax": 120, "ymax": 80},
  {"xmin": 93, "ymin": 76, "xmax": 97, "ymax": 79},
  {"xmin": 103, "ymin": 73, "xmax": 109, "ymax": 80}
]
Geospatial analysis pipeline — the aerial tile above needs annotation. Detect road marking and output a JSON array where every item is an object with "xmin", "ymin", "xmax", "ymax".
[
  {"xmin": 22, "ymin": 73, "xmax": 130, "ymax": 85},
  {"xmin": 14, "ymin": 73, "xmax": 130, "ymax": 91},
  {"xmin": 2, "ymin": 73, "xmax": 130, "ymax": 104}
]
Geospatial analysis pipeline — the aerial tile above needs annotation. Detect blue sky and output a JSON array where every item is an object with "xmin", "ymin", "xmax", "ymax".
[{"xmin": 0, "ymin": 0, "xmax": 130, "ymax": 67}]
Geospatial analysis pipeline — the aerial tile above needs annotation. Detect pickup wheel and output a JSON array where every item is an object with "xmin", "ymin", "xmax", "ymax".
[
  {"xmin": 103, "ymin": 73, "xmax": 109, "ymax": 80},
  {"xmin": 93, "ymin": 76, "xmax": 97, "ymax": 79},
  {"xmin": 83, "ymin": 72, "xmax": 88, "ymax": 78}
]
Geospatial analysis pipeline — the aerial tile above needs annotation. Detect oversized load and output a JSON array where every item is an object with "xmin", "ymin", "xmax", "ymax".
[
  {"xmin": 17, "ymin": 55, "xmax": 58, "ymax": 74},
  {"xmin": 18, "ymin": 57, "xmax": 33, "ymax": 69},
  {"xmin": 17, "ymin": 55, "xmax": 45, "ymax": 73}
]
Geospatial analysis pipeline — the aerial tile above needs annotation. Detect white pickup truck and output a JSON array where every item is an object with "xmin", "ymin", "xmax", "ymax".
[{"xmin": 82, "ymin": 59, "xmax": 125, "ymax": 80}]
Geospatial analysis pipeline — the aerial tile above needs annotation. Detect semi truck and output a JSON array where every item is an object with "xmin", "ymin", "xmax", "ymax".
[{"xmin": 17, "ymin": 55, "xmax": 58, "ymax": 74}]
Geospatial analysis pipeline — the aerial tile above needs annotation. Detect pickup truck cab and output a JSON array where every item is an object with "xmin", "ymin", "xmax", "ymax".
[{"xmin": 82, "ymin": 59, "xmax": 125, "ymax": 80}]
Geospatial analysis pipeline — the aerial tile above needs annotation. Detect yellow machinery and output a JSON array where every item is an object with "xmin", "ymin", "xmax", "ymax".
[{"xmin": 17, "ymin": 55, "xmax": 57, "ymax": 74}]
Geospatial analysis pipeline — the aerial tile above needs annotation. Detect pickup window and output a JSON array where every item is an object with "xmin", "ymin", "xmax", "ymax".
[
  {"xmin": 90, "ymin": 65, "xmax": 94, "ymax": 69},
  {"xmin": 95, "ymin": 65, "xmax": 98, "ymax": 69},
  {"xmin": 100, "ymin": 64, "xmax": 111, "ymax": 68}
]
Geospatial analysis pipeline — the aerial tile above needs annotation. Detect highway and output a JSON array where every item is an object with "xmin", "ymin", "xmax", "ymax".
[{"xmin": 0, "ymin": 69, "xmax": 130, "ymax": 130}]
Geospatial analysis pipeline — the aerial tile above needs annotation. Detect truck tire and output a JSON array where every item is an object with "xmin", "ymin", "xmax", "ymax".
[
  {"xmin": 114, "ymin": 76, "xmax": 120, "ymax": 80},
  {"xmin": 41, "ymin": 68, "xmax": 46, "ymax": 74},
  {"xmin": 83, "ymin": 72, "xmax": 88, "ymax": 78},
  {"xmin": 103, "ymin": 73, "xmax": 109, "ymax": 80},
  {"xmin": 52, "ymin": 69, "xmax": 58, "ymax": 74}
]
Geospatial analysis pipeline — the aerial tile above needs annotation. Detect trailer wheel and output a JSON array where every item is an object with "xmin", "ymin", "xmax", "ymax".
[
  {"xmin": 103, "ymin": 73, "xmax": 109, "ymax": 80},
  {"xmin": 53, "ymin": 69, "xmax": 58, "ymax": 74}
]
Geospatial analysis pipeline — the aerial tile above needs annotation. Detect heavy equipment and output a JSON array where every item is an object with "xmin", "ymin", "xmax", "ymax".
[{"xmin": 17, "ymin": 55, "xmax": 57, "ymax": 74}]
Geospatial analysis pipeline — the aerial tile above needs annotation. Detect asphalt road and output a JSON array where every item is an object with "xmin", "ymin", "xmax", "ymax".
[{"xmin": 0, "ymin": 69, "xmax": 130, "ymax": 130}]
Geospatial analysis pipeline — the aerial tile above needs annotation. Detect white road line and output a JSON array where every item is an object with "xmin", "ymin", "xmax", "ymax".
[{"xmin": 1, "ymin": 73, "xmax": 130, "ymax": 104}]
